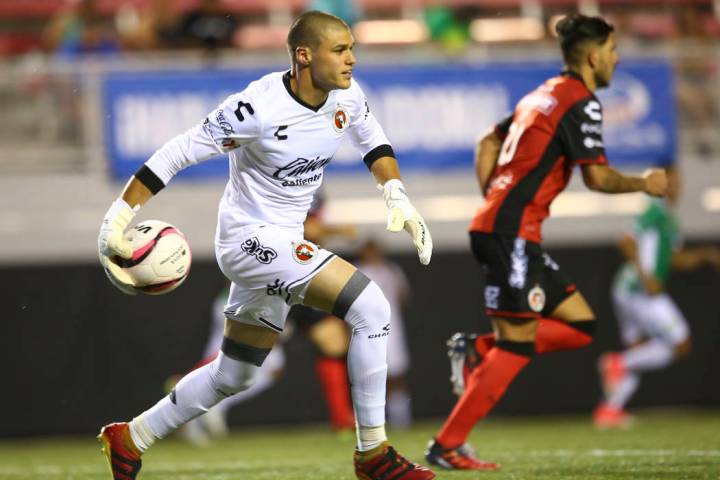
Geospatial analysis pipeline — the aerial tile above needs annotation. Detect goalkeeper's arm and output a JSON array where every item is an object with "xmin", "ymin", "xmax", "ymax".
[
  {"xmin": 370, "ymin": 156, "xmax": 433, "ymax": 266},
  {"xmin": 97, "ymin": 170, "xmax": 161, "ymax": 293}
]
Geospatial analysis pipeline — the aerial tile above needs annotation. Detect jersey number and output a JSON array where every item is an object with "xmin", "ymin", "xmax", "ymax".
[
  {"xmin": 498, "ymin": 122, "xmax": 525, "ymax": 166},
  {"xmin": 234, "ymin": 101, "xmax": 255, "ymax": 122}
]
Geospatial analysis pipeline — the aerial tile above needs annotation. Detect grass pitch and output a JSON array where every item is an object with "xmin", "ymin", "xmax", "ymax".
[{"xmin": 1, "ymin": 410, "xmax": 719, "ymax": 479}]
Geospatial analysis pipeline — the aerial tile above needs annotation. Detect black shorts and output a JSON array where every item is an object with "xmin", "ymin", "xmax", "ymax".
[
  {"xmin": 288, "ymin": 304, "xmax": 328, "ymax": 330},
  {"xmin": 470, "ymin": 232, "xmax": 576, "ymax": 319}
]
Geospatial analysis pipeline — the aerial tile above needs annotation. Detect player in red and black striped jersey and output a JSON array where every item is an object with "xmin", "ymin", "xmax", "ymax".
[{"xmin": 426, "ymin": 14, "xmax": 668, "ymax": 471}]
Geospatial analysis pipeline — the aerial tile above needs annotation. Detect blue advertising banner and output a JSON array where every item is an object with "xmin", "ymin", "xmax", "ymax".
[{"xmin": 101, "ymin": 61, "xmax": 676, "ymax": 180}]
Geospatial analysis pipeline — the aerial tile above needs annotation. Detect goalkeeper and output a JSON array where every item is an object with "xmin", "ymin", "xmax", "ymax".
[{"xmin": 95, "ymin": 10, "xmax": 434, "ymax": 480}]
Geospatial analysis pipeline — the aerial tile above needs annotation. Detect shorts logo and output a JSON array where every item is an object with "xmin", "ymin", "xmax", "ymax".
[
  {"xmin": 292, "ymin": 241, "xmax": 317, "ymax": 265},
  {"xmin": 485, "ymin": 285, "xmax": 501, "ymax": 309},
  {"xmin": 333, "ymin": 107, "xmax": 349, "ymax": 133},
  {"xmin": 509, "ymin": 238, "xmax": 528, "ymax": 289},
  {"xmin": 266, "ymin": 278, "xmax": 291, "ymax": 302},
  {"xmin": 528, "ymin": 284, "xmax": 546, "ymax": 312},
  {"xmin": 542, "ymin": 253, "xmax": 560, "ymax": 271},
  {"xmin": 369, "ymin": 323, "xmax": 391, "ymax": 339},
  {"xmin": 241, "ymin": 237, "xmax": 277, "ymax": 264}
]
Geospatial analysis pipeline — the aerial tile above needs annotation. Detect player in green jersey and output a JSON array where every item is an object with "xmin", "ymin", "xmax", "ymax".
[{"xmin": 594, "ymin": 168, "xmax": 720, "ymax": 428}]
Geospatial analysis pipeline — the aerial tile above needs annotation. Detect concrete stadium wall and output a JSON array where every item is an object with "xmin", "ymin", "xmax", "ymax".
[{"xmin": 2, "ymin": 244, "xmax": 719, "ymax": 437}]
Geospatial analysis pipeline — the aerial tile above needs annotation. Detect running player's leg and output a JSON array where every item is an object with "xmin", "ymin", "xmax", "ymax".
[
  {"xmin": 602, "ymin": 294, "xmax": 690, "ymax": 417},
  {"xmin": 304, "ymin": 256, "xmax": 434, "ymax": 479},
  {"xmin": 131, "ymin": 321, "xmax": 278, "ymax": 449},
  {"xmin": 431, "ymin": 317, "xmax": 533, "ymax": 462},
  {"xmin": 429, "ymin": 234, "xmax": 545, "ymax": 471},
  {"xmin": 454, "ymin": 251, "xmax": 593, "ymax": 379},
  {"xmin": 533, "ymin": 250, "xmax": 596, "ymax": 353},
  {"xmin": 593, "ymin": 289, "xmax": 642, "ymax": 427},
  {"xmin": 98, "ymin": 318, "xmax": 279, "ymax": 479}
]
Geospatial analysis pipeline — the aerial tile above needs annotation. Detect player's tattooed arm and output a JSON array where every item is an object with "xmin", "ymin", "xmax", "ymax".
[
  {"xmin": 475, "ymin": 127, "xmax": 503, "ymax": 196},
  {"xmin": 581, "ymin": 164, "xmax": 667, "ymax": 196}
]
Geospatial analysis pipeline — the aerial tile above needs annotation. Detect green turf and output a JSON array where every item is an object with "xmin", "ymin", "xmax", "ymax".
[{"xmin": 1, "ymin": 410, "xmax": 719, "ymax": 479}]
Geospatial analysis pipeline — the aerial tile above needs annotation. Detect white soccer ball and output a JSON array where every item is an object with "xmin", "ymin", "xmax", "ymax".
[{"xmin": 112, "ymin": 220, "xmax": 191, "ymax": 295}]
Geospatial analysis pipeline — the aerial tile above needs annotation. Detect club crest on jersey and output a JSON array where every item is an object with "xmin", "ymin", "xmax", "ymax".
[
  {"xmin": 292, "ymin": 241, "xmax": 317, "ymax": 265},
  {"xmin": 528, "ymin": 284, "xmax": 546, "ymax": 312},
  {"xmin": 333, "ymin": 107, "xmax": 349, "ymax": 133}
]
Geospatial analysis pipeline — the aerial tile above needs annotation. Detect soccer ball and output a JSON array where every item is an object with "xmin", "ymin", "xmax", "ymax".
[{"xmin": 110, "ymin": 220, "xmax": 192, "ymax": 295}]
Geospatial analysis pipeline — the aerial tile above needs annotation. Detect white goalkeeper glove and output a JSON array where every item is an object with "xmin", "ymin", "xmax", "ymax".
[
  {"xmin": 380, "ymin": 179, "xmax": 433, "ymax": 265},
  {"xmin": 98, "ymin": 198, "xmax": 138, "ymax": 294}
]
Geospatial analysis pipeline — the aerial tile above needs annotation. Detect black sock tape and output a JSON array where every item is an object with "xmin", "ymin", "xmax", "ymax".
[{"xmin": 221, "ymin": 337, "xmax": 272, "ymax": 367}]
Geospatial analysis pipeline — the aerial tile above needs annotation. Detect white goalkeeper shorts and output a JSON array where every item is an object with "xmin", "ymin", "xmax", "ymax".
[
  {"xmin": 215, "ymin": 224, "xmax": 335, "ymax": 333},
  {"xmin": 612, "ymin": 290, "xmax": 690, "ymax": 347}
]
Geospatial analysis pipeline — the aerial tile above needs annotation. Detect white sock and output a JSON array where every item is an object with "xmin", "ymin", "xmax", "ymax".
[
  {"xmin": 221, "ymin": 366, "xmax": 277, "ymax": 407},
  {"xmin": 357, "ymin": 424, "xmax": 388, "ymax": 452},
  {"xmin": 140, "ymin": 352, "xmax": 258, "ymax": 442},
  {"xmin": 343, "ymin": 282, "xmax": 390, "ymax": 436},
  {"xmin": 607, "ymin": 372, "xmax": 640, "ymax": 409},
  {"xmin": 623, "ymin": 339, "xmax": 674, "ymax": 372},
  {"xmin": 128, "ymin": 414, "xmax": 156, "ymax": 453},
  {"xmin": 387, "ymin": 390, "xmax": 412, "ymax": 429}
]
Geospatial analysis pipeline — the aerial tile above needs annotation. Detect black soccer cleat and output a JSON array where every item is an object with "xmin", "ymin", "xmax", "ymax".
[
  {"xmin": 425, "ymin": 438, "xmax": 499, "ymax": 470},
  {"xmin": 446, "ymin": 332, "xmax": 482, "ymax": 395}
]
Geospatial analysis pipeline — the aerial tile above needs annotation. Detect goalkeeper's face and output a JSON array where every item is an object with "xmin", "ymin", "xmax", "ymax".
[{"xmin": 310, "ymin": 26, "xmax": 356, "ymax": 91}]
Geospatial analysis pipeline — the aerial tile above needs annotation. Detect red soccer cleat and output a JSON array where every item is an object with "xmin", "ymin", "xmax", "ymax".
[
  {"xmin": 97, "ymin": 422, "xmax": 143, "ymax": 480},
  {"xmin": 425, "ymin": 439, "xmax": 500, "ymax": 470},
  {"xmin": 593, "ymin": 403, "xmax": 634, "ymax": 430},
  {"xmin": 598, "ymin": 352, "xmax": 627, "ymax": 397},
  {"xmin": 354, "ymin": 443, "xmax": 436, "ymax": 479}
]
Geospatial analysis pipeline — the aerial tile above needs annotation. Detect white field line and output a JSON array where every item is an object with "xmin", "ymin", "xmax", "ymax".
[{"xmin": 520, "ymin": 449, "xmax": 720, "ymax": 458}]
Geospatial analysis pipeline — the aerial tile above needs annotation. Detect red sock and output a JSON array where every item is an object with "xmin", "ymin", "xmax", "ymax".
[
  {"xmin": 315, "ymin": 357, "xmax": 355, "ymax": 430},
  {"xmin": 472, "ymin": 318, "xmax": 593, "ymax": 356},
  {"xmin": 436, "ymin": 347, "xmax": 531, "ymax": 447},
  {"xmin": 463, "ymin": 334, "xmax": 496, "ymax": 384},
  {"xmin": 535, "ymin": 318, "xmax": 593, "ymax": 353}
]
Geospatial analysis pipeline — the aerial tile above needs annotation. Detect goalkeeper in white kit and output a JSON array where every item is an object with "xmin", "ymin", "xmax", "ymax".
[{"xmin": 96, "ymin": 10, "xmax": 435, "ymax": 480}]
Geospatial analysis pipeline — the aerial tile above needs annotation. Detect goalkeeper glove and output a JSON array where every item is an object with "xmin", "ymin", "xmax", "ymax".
[
  {"xmin": 380, "ymin": 179, "xmax": 433, "ymax": 265},
  {"xmin": 98, "ymin": 198, "xmax": 137, "ymax": 294}
]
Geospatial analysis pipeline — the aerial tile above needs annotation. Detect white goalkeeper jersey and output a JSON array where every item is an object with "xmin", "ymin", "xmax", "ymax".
[{"xmin": 144, "ymin": 71, "xmax": 391, "ymax": 245}]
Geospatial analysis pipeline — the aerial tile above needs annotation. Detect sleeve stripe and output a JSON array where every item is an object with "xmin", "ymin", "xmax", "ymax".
[
  {"xmin": 363, "ymin": 144, "xmax": 395, "ymax": 169},
  {"xmin": 134, "ymin": 165, "xmax": 166, "ymax": 194}
]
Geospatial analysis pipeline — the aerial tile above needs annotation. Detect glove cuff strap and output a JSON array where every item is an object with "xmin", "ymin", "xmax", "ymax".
[
  {"xmin": 106, "ymin": 198, "xmax": 136, "ymax": 229},
  {"xmin": 380, "ymin": 179, "xmax": 408, "ymax": 202}
]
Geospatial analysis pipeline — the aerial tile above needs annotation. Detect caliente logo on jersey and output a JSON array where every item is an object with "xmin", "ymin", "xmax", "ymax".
[
  {"xmin": 292, "ymin": 241, "xmax": 317, "ymax": 265},
  {"xmin": 333, "ymin": 106, "xmax": 349, "ymax": 133}
]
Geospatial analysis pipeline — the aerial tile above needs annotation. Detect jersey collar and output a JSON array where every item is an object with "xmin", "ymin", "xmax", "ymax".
[
  {"xmin": 560, "ymin": 70, "xmax": 588, "ymax": 87},
  {"xmin": 282, "ymin": 71, "xmax": 328, "ymax": 112}
]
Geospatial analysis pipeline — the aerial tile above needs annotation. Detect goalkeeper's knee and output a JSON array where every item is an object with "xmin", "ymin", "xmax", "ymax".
[
  {"xmin": 208, "ymin": 337, "xmax": 271, "ymax": 395},
  {"xmin": 333, "ymin": 272, "xmax": 391, "ymax": 335}
]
